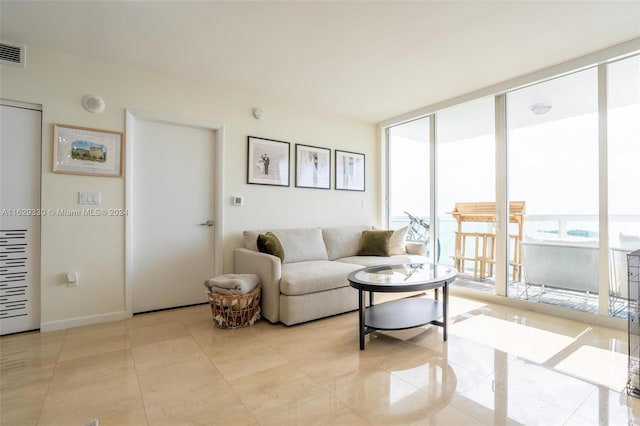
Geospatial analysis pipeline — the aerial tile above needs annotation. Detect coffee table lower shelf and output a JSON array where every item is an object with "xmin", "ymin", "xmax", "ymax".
[{"xmin": 360, "ymin": 297, "xmax": 445, "ymax": 349}]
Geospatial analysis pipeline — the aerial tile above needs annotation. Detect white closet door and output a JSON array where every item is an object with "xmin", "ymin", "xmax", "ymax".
[{"xmin": 0, "ymin": 103, "xmax": 42, "ymax": 335}]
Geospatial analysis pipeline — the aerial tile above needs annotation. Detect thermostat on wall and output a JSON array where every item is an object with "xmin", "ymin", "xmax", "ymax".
[{"xmin": 232, "ymin": 196, "xmax": 244, "ymax": 206}]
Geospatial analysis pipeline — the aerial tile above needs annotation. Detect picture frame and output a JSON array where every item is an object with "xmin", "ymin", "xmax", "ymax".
[
  {"xmin": 295, "ymin": 144, "xmax": 330, "ymax": 189},
  {"xmin": 247, "ymin": 136, "xmax": 290, "ymax": 186},
  {"xmin": 53, "ymin": 124, "xmax": 123, "ymax": 177},
  {"xmin": 335, "ymin": 150, "xmax": 365, "ymax": 191}
]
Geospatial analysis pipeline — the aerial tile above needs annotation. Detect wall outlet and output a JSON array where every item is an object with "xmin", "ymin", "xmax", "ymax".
[{"xmin": 67, "ymin": 271, "xmax": 78, "ymax": 287}]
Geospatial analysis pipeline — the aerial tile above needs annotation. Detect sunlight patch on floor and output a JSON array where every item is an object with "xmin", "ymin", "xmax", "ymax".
[
  {"xmin": 554, "ymin": 345, "xmax": 628, "ymax": 391},
  {"xmin": 447, "ymin": 297, "xmax": 487, "ymax": 318},
  {"xmin": 449, "ymin": 314, "xmax": 576, "ymax": 364}
]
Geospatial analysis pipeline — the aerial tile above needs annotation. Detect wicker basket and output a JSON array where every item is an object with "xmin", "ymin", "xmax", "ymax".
[{"xmin": 207, "ymin": 284, "xmax": 261, "ymax": 329}]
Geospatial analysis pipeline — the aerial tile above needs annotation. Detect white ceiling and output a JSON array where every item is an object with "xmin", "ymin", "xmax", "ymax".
[{"xmin": 1, "ymin": 1, "xmax": 639, "ymax": 123}]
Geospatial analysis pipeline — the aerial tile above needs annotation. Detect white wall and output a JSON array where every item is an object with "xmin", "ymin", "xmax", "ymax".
[{"xmin": 0, "ymin": 46, "xmax": 377, "ymax": 330}]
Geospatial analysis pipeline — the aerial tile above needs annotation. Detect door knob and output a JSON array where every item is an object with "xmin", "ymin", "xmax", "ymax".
[{"xmin": 200, "ymin": 220, "xmax": 214, "ymax": 227}]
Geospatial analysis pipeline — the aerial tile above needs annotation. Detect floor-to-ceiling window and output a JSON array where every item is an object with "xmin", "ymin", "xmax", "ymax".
[
  {"xmin": 387, "ymin": 117, "xmax": 432, "ymax": 256},
  {"xmin": 384, "ymin": 51, "xmax": 639, "ymax": 319},
  {"xmin": 506, "ymin": 68, "xmax": 600, "ymax": 312},
  {"xmin": 435, "ymin": 97, "xmax": 495, "ymax": 289},
  {"xmin": 607, "ymin": 55, "xmax": 640, "ymax": 316}
]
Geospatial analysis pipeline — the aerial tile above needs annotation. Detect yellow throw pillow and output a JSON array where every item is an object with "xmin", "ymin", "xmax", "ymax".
[
  {"xmin": 257, "ymin": 232, "xmax": 285, "ymax": 262},
  {"xmin": 358, "ymin": 230, "xmax": 394, "ymax": 257}
]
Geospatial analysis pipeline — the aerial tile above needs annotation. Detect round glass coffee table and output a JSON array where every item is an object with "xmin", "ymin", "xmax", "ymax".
[{"xmin": 348, "ymin": 263, "xmax": 458, "ymax": 350}]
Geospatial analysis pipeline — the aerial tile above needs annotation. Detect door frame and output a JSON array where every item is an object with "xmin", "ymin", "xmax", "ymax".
[{"xmin": 124, "ymin": 109, "xmax": 224, "ymax": 316}]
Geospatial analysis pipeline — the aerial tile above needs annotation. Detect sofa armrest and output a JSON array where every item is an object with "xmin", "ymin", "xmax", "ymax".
[
  {"xmin": 406, "ymin": 242, "xmax": 427, "ymax": 256},
  {"xmin": 233, "ymin": 248, "xmax": 282, "ymax": 323}
]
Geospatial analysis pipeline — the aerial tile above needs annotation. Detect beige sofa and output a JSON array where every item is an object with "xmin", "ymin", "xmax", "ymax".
[{"xmin": 233, "ymin": 225, "xmax": 429, "ymax": 325}]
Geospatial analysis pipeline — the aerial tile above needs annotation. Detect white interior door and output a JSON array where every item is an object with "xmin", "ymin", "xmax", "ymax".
[
  {"xmin": 0, "ymin": 102, "xmax": 42, "ymax": 335},
  {"xmin": 130, "ymin": 115, "xmax": 218, "ymax": 313}
]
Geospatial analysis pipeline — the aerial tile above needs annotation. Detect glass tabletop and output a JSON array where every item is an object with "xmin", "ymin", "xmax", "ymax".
[{"xmin": 349, "ymin": 263, "xmax": 457, "ymax": 289}]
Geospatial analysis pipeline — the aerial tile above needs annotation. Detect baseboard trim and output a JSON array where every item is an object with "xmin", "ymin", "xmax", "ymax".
[{"xmin": 40, "ymin": 310, "xmax": 130, "ymax": 332}]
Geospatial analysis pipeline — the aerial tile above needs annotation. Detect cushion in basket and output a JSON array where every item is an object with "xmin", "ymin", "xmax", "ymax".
[
  {"xmin": 204, "ymin": 273, "xmax": 260, "ymax": 295},
  {"xmin": 358, "ymin": 230, "xmax": 394, "ymax": 256}
]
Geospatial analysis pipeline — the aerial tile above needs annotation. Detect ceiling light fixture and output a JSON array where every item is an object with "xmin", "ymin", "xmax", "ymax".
[
  {"xmin": 530, "ymin": 102, "xmax": 552, "ymax": 115},
  {"xmin": 82, "ymin": 95, "xmax": 105, "ymax": 113}
]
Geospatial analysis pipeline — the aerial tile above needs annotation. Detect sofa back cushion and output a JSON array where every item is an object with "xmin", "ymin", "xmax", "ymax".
[
  {"xmin": 322, "ymin": 225, "xmax": 372, "ymax": 260},
  {"xmin": 243, "ymin": 230, "xmax": 263, "ymax": 251},
  {"xmin": 243, "ymin": 227, "xmax": 328, "ymax": 264}
]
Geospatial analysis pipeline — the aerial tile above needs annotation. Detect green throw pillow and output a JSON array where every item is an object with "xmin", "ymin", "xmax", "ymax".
[
  {"xmin": 358, "ymin": 230, "xmax": 394, "ymax": 256},
  {"xmin": 257, "ymin": 232, "xmax": 285, "ymax": 262}
]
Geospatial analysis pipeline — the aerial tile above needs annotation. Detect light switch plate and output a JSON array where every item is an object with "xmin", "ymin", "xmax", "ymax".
[
  {"xmin": 78, "ymin": 191, "xmax": 101, "ymax": 205},
  {"xmin": 232, "ymin": 196, "xmax": 243, "ymax": 206}
]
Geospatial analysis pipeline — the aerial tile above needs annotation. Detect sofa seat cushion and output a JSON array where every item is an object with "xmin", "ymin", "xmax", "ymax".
[
  {"xmin": 280, "ymin": 260, "xmax": 362, "ymax": 296},
  {"xmin": 335, "ymin": 254, "xmax": 429, "ymax": 268}
]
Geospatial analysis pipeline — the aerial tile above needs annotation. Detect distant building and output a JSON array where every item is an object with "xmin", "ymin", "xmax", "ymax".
[{"xmin": 89, "ymin": 146, "xmax": 105, "ymax": 161}]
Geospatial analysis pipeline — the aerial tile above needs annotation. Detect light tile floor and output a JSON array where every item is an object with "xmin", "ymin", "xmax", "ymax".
[{"xmin": 1, "ymin": 294, "xmax": 639, "ymax": 425}]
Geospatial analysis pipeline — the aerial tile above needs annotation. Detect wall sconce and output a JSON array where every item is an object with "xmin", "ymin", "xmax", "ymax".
[
  {"xmin": 82, "ymin": 95, "xmax": 105, "ymax": 113},
  {"xmin": 253, "ymin": 107, "xmax": 264, "ymax": 120}
]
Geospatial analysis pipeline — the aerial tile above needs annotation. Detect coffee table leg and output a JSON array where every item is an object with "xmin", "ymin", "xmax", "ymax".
[
  {"xmin": 359, "ymin": 289, "xmax": 365, "ymax": 350},
  {"xmin": 443, "ymin": 282, "xmax": 448, "ymax": 341}
]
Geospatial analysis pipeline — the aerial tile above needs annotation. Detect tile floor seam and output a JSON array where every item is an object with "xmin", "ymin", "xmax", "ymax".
[
  {"xmin": 33, "ymin": 328, "xmax": 66, "ymax": 426},
  {"xmin": 188, "ymin": 323, "xmax": 264, "ymax": 426},
  {"xmin": 128, "ymin": 327, "xmax": 152, "ymax": 426},
  {"xmin": 566, "ymin": 385, "xmax": 599, "ymax": 424}
]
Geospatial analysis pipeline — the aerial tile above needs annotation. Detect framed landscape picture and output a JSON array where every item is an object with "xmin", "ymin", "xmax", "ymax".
[
  {"xmin": 295, "ymin": 144, "xmax": 330, "ymax": 189},
  {"xmin": 53, "ymin": 124, "xmax": 123, "ymax": 177},
  {"xmin": 335, "ymin": 150, "xmax": 365, "ymax": 191},
  {"xmin": 247, "ymin": 136, "xmax": 290, "ymax": 186}
]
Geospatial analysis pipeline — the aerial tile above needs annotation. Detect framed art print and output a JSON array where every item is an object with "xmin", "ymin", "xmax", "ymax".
[
  {"xmin": 295, "ymin": 144, "xmax": 330, "ymax": 189},
  {"xmin": 53, "ymin": 124, "xmax": 123, "ymax": 177},
  {"xmin": 247, "ymin": 136, "xmax": 290, "ymax": 186},
  {"xmin": 335, "ymin": 149, "xmax": 365, "ymax": 191}
]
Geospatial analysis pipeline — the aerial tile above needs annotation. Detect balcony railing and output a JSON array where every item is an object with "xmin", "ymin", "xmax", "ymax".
[{"xmin": 390, "ymin": 213, "xmax": 640, "ymax": 316}]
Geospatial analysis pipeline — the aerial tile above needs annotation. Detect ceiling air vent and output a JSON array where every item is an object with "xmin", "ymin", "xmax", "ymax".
[{"xmin": 0, "ymin": 42, "xmax": 26, "ymax": 67}]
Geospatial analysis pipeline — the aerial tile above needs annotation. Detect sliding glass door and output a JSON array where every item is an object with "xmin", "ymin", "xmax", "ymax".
[
  {"xmin": 506, "ymin": 68, "xmax": 600, "ymax": 311},
  {"xmin": 435, "ymin": 97, "xmax": 495, "ymax": 289},
  {"xmin": 608, "ymin": 55, "xmax": 640, "ymax": 316}
]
